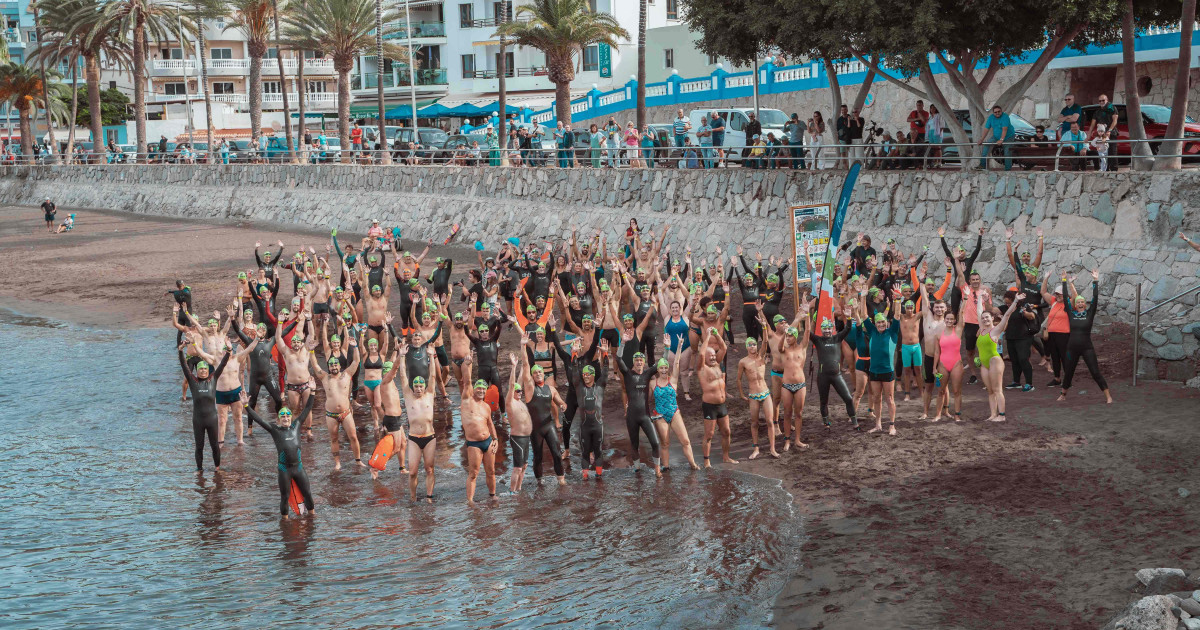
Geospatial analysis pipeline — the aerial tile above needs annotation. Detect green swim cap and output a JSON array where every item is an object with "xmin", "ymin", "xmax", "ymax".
[
  {"xmin": 371, "ymin": 285, "xmax": 382, "ymax": 292},
  {"xmin": 535, "ymin": 326, "xmax": 546, "ymax": 335},
  {"xmin": 435, "ymin": 257, "xmax": 444, "ymax": 263},
  {"xmin": 820, "ymin": 318, "xmax": 834, "ymax": 329},
  {"xmin": 598, "ymin": 280, "xmax": 610, "ymax": 292},
  {"xmin": 656, "ymin": 358, "xmax": 669, "ymax": 370},
  {"xmin": 744, "ymin": 273, "xmax": 755, "ymax": 282},
  {"xmin": 367, "ymin": 338, "xmax": 379, "ymax": 346},
  {"xmin": 531, "ymin": 364, "xmax": 544, "ymax": 373},
  {"xmin": 327, "ymin": 357, "xmax": 340, "ymax": 367},
  {"xmin": 745, "ymin": 337, "xmax": 758, "ymax": 347},
  {"xmin": 622, "ymin": 313, "xmax": 634, "ymax": 322},
  {"xmin": 473, "ymin": 379, "xmax": 488, "ymax": 389},
  {"xmin": 243, "ymin": 308, "xmax": 253, "ymax": 317},
  {"xmin": 772, "ymin": 315, "xmax": 786, "ymax": 324},
  {"xmin": 411, "ymin": 376, "xmax": 426, "ymax": 386},
  {"xmin": 874, "ymin": 313, "xmax": 887, "ymax": 324},
  {"xmin": 901, "ymin": 284, "xmax": 912, "ymax": 291},
  {"xmin": 292, "ymin": 333, "xmax": 305, "ymax": 343},
  {"xmin": 785, "ymin": 327, "xmax": 799, "ymax": 338},
  {"xmin": 868, "ymin": 287, "xmax": 882, "ymax": 297},
  {"xmin": 256, "ymin": 323, "xmax": 267, "ymax": 332},
  {"xmin": 383, "ymin": 361, "xmax": 394, "ymax": 371},
  {"xmin": 706, "ymin": 304, "xmax": 719, "ymax": 314},
  {"xmin": 196, "ymin": 360, "xmax": 210, "ymax": 370},
  {"xmin": 369, "ymin": 255, "xmax": 379, "ymax": 263},
  {"xmin": 207, "ymin": 318, "xmax": 218, "ymax": 326},
  {"xmin": 453, "ymin": 312, "xmax": 464, "ymax": 321},
  {"xmin": 526, "ymin": 304, "xmax": 537, "ymax": 313},
  {"xmin": 582, "ymin": 365, "xmax": 596, "ymax": 375},
  {"xmin": 903, "ymin": 300, "xmax": 915, "ymax": 309},
  {"xmin": 973, "ymin": 356, "xmax": 982, "ymax": 367},
  {"xmin": 766, "ymin": 274, "xmax": 780, "ymax": 283},
  {"xmin": 408, "ymin": 279, "xmax": 419, "ymax": 287},
  {"xmin": 331, "ymin": 334, "xmax": 341, "ymax": 343},
  {"xmin": 238, "ymin": 272, "xmax": 247, "ymax": 280},
  {"xmin": 512, "ymin": 381, "xmax": 523, "ymax": 391},
  {"xmin": 279, "ymin": 407, "xmax": 292, "ymax": 416},
  {"xmin": 478, "ymin": 324, "xmax": 489, "ymax": 333},
  {"xmin": 633, "ymin": 352, "xmax": 646, "ymax": 360},
  {"xmin": 342, "ymin": 311, "xmax": 353, "ymax": 320}
]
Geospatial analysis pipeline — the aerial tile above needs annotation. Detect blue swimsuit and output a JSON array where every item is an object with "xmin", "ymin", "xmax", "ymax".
[
  {"xmin": 664, "ymin": 316, "xmax": 691, "ymax": 353},
  {"xmin": 653, "ymin": 382, "xmax": 678, "ymax": 421}
]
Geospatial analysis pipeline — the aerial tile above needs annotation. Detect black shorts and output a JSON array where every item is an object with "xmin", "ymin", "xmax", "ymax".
[
  {"xmin": 923, "ymin": 359, "xmax": 935, "ymax": 384},
  {"xmin": 601, "ymin": 328, "xmax": 620, "ymax": 350},
  {"xmin": 702, "ymin": 402, "xmax": 728, "ymax": 419},
  {"xmin": 510, "ymin": 435, "xmax": 531, "ymax": 468},
  {"xmin": 45, "ymin": 213, "xmax": 55, "ymax": 222},
  {"xmin": 187, "ymin": 356, "xmax": 202, "ymax": 370},
  {"xmin": 963, "ymin": 323, "xmax": 980, "ymax": 351},
  {"xmin": 383, "ymin": 414, "xmax": 404, "ymax": 432},
  {"xmin": 869, "ymin": 371, "xmax": 896, "ymax": 383},
  {"xmin": 313, "ymin": 302, "xmax": 330, "ymax": 315},
  {"xmin": 435, "ymin": 345, "xmax": 449, "ymax": 367}
]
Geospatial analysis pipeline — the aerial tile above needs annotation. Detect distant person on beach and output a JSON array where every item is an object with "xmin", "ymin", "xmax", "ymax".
[
  {"xmin": 55, "ymin": 213, "xmax": 75, "ymax": 234},
  {"xmin": 41, "ymin": 198, "xmax": 56, "ymax": 233}
]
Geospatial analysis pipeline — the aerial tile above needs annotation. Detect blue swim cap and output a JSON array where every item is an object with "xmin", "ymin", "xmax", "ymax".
[{"xmin": 474, "ymin": 240, "xmax": 485, "ymax": 251}]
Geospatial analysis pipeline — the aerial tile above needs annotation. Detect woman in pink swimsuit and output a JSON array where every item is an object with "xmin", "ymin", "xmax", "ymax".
[{"xmin": 932, "ymin": 298, "xmax": 966, "ymax": 422}]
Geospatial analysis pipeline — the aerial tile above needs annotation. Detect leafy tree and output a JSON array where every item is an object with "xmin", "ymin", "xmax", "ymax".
[{"xmin": 75, "ymin": 86, "xmax": 129, "ymax": 127}]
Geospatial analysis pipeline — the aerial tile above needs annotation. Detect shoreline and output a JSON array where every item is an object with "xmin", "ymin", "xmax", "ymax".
[{"xmin": 4, "ymin": 204, "xmax": 1198, "ymax": 629}]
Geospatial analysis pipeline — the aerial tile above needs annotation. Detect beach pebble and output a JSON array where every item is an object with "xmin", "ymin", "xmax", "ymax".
[
  {"xmin": 1194, "ymin": 590, "xmax": 1200, "ymax": 602},
  {"xmin": 1181, "ymin": 488, "xmax": 1192, "ymax": 499},
  {"xmin": 1139, "ymin": 568, "xmax": 1187, "ymax": 587},
  {"xmin": 1183, "ymin": 618, "xmax": 1200, "ymax": 630},
  {"xmin": 1181, "ymin": 598, "xmax": 1200, "ymax": 617},
  {"xmin": 1102, "ymin": 595, "xmax": 1177, "ymax": 630},
  {"xmin": 1148, "ymin": 573, "xmax": 1199, "ymax": 595}
]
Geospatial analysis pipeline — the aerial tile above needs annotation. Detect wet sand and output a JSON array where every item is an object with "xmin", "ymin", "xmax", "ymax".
[{"xmin": 4, "ymin": 204, "xmax": 1198, "ymax": 628}]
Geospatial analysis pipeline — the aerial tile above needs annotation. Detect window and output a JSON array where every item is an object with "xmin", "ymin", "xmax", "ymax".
[
  {"xmin": 461, "ymin": 54, "xmax": 476, "ymax": 78},
  {"xmin": 418, "ymin": 45, "xmax": 441, "ymax": 69},
  {"xmin": 163, "ymin": 82, "xmax": 187, "ymax": 95},
  {"xmin": 109, "ymin": 80, "xmax": 117, "ymax": 89},
  {"xmin": 707, "ymin": 53, "xmax": 718, "ymax": 65},
  {"xmin": 494, "ymin": 51, "xmax": 514, "ymax": 75},
  {"xmin": 492, "ymin": 1, "xmax": 510, "ymax": 20},
  {"xmin": 303, "ymin": 49, "xmax": 320, "ymax": 59},
  {"xmin": 211, "ymin": 48, "xmax": 233, "ymax": 60},
  {"xmin": 666, "ymin": 0, "xmax": 677, "ymax": 19},
  {"xmin": 212, "ymin": 82, "xmax": 235, "ymax": 94},
  {"xmin": 162, "ymin": 48, "xmax": 184, "ymax": 60},
  {"xmin": 305, "ymin": 81, "xmax": 328, "ymax": 93},
  {"xmin": 587, "ymin": 0, "xmax": 596, "ymax": 11},
  {"xmin": 459, "ymin": 3, "xmax": 473, "ymax": 27},
  {"xmin": 664, "ymin": 49, "xmax": 674, "ymax": 69},
  {"xmin": 266, "ymin": 48, "xmax": 279, "ymax": 59},
  {"xmin": 263, "ymin": 81, "xmax": 281, "ymax": 94},
  {"xmin": 583, "ymin": 45, "xmax": 598, "ymax": 72}
]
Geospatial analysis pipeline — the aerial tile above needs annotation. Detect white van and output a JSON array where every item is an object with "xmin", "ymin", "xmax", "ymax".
[{"xmin": 687, "ymin": 107, "xmax": 788, "ymax": 161}]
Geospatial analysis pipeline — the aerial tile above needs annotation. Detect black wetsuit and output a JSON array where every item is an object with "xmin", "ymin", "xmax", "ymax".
[
  {"xmin": 397, "ymin": 322, "xmax": 440, "ymax": 385},
  {"xmin": 617, "ymin": 354, "xmax": 660, "ymax": 464},
  {"xmin": 528, "ymin": 380, "xmax": 564, "ymax": 478},
  {"xmin": 810, "ymin": 329, "xmax": 856, "ymax": 425},
  {"xmin": 1062, "ymin": 281, "xmax": 1107, "ymax": 391},
  {"xmin": 168, "ymin": 287, "xmax": 193, "ymax": 325},
  {"xmin": 178, "ymin": 344, "xmax": 231, "ymax": 470},
  {"xmin": 529, "ymin": 259, "xmax": 556, "ymax": 301},
  {"xmin": 427, "ymin": 261, "xmax": 454, "ymax": 297},
  {"xmin": 233, "ymin": 327, "xmax": 283, "ymax": 413},
  {"xmin": 255, "ymin": 246, "xmax": 284, "ymax": 282},
  {"xmin": 632, "ymin": 299, "xmax": 657, "ymax": 365},
  {"xmin": 576, "ymin": 370, "xmax": 607, "ymax": 471},
  {"xmin": 469, "ymin": 321, "xmax": 505, "ymax": 413},
  {"xmin": 735, "ymin": 272, "xmax": 763, "ymax": 343},
  {"xmin": 941, "ymin": 234, "xmax": 982, "ymax": 315},
  {"xmin": 247, "ymin": 397, "xmax": 315, "ymax": 516},
  {"xmin": 551, "ymin": 328, "xmax": 600, "ymax": 449}
]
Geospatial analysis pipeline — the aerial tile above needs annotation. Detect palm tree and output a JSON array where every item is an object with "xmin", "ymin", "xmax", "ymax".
[
  {"xmin": 225, "ymin": 0, "xmax": 273, "ymax": 143},
  {"xmin": 0, "ymin": 62, "xmax": 69, "ymax": 161},
  {"xmin": 269, "ymin": 0, "xmax": 295, "ymax": 161},
  {"xmin": 635, "ymin": 0, "xmax": 644, "ymax": 129},
  {"xmin": 494, "ymin": 0, "xmax": 628, "ymax": 126},
  {"xmin": 32, "ymin": 0, "xmax": 132, "ymax": 159},
  {"xmin": 180, "ymin": 0, "xmax": 225, "ymax": 162},
  {"xmin": 99, "ymin": 0, "xmax": 192, "ymax": 161},
  {"xmin": 30, "ymin": 1, "xmax": 60, "ymax": 162},
  {"xmin": 283, "ymin": 0, "xmax": 408, "ymax": 163}
]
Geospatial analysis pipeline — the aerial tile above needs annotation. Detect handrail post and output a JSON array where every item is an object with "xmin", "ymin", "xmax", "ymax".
[{"xmin": 1133, "ymin": 287, "xmax": 1140, "ymax": 386}]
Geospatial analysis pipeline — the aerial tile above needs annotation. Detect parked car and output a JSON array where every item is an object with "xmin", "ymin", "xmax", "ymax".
[
  {"xmin": 430, "ymin": 133, "xmax": 487, "ymax": 163},
  {"xmin": 686, "ymin": 107, "xmax": 788, "ymax": 162},
  {"xmin": 1078, "ymin": 103, "xmax": 1200, "ymax": 159},
  {"xmin": 393, "ymin": 127, "xmax": 450, "ymax": 151}
]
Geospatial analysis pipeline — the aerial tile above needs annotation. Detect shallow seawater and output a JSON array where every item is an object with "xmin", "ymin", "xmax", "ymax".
[{"xmin": 0, "ymin": 310, "xmax": 802, "ymax": 628}]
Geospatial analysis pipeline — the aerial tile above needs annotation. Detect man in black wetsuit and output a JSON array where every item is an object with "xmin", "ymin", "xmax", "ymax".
[
  {"xmin": 576, "ymin": 364, "xmax": 608, "ymax": 477},
  {"xmin": 255, "ymin": 240, "xmax": 285, "ymax": 282},
  {"xmin": 426, "ymin": 257, "xmax": 454, "ymax": 301},
  {"xmin": 465, "ymin": 318, "xmax": 507, "ymax": 415},
  {"xmin": 178, "ymin": 337, "xmax": 231, "ymax": 471},
  {"xmin": 939, "ymin": 224, "xmax": 984, "ymax": 316},
  {"xmin": 811, "ymin": 318, "xmax": 857, "ymax": 429},
  {"xmin": 551, "ymin": 328, "xmax": 601, "ymax": 458},
  {"xmin": 247, "ymin": 398, "xmax": 316, "ymax": 516},
  {"xmin": 166, "ymin": 280, "xmax": 193, "ymax": 325},
  {"xmin": 233, "ymin": 322, "xmax": 283, "ymax": 417},
  {"xmin": 518, "ymin": 335, "xmax": 567, "ymax": 485},
  {"xmin": 616, "ymin": 350, "xmax": 662, "ymax": 477}
]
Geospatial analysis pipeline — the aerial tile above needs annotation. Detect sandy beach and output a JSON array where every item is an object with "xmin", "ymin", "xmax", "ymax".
[{"xmin": 3, "ymin": 203, "xmax": 1197, "ymax": 629}]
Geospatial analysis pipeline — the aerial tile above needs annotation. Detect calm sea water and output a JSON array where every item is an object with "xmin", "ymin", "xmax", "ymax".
[{"xmin": 0, "ymin": 310, "xmax": 802, "ymax": 629}]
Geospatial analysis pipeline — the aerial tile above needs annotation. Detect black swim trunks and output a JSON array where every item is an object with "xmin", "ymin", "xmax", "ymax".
[
  {"xmin": 383, "ymin": 414, "xmax": 404, "ymax": 432},
  {"xmin": 702, "ymin": 402, "xmax": 728, "ymax": 419},
  {"xmin": 510, "ymin": 435, "xmax": 530, "ymax": 468},
  {"xmin": 869, "ymin": 371, "xmax": 895, "ymax": 383},
  {"xmin": 410, "ymin": 433, "xmax": 435, "ymax": 450}
]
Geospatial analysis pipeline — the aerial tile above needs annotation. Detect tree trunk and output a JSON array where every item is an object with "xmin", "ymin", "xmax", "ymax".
[
  {"xmin": 916, "ymin": 65, "xmax": 969, "ymax": 171},
  {"xmin": 133, "ymin": 12, "xmax": 147, "ymax": 162},
  {"xmin": 819, "ymin": 55, "xmax": 842, "ymax": 124},
  {"xmin": 1123, "ymin": 0, "xmax": 1154, "ymax": 170},
  {"xmin": 249, "ymin": 41, "xmax": 264, "ymax": 140},
  {"xmin": 337, "ymin": 66, "xmax": 351, "ymax": 163},
  {"xmin": 498, "ymin": 4, "xmax": 507, "ymax": 165},
  {"xmin": 270, "ymin": 0, "xmax": 295, "ymax": 162},
  {"xmin": 85, "ymin": 54, "xmax": 103, "ymax": 152},
  {"xmin": 32, "ymin": 2, "xmax": 58, "ymax": 163},
  {"xmin": 1154, "ymin": 0, "xmax": 1196, "ymax": 171},
  {"xmin": 635, "ymin": 0, "xmax": 645, "ymax": 129},
  {"xmin": 850, "ymin": 58, "xmax": 876, "ymax": 113},
  {"xmin": 553, "ymin": 78, "xmax": 571, "ymax": 126},
  {"xmin": 19, "ymin": 105, "xmax": 33, "ymax": 163},
  {"xmin": 199, "ymin": 25, "xmax": 214, "ymax": 163},
  {"xmin": 66, "ymin": 59, "xmax": 79, "ymax": 161},
  {"xmin": 374, "ymin": 0, "xmax": 389, "ymax": 164},
  {"xmin": 297, "ymin": 51, "xmax": 306, "ymax": 159}
]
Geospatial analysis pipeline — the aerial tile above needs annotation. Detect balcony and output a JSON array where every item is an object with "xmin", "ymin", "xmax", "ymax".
[
  {"xmin": 352, "ymin": 68, "xmax": 448, "ymax": 90},
  {"xmin": 263, "ymin": 91, "xmax": 339, "ymax": 110},
  {"xmin": 383, "ymin": 21, "xmax": 446, "ymax": 41},
  {"xmin": 213, "ymin": 93, "xmax": 248, "ymax": 105},
  {"xmin": 461, "ymin": 14, "xmax": 531, "ymax": 28},
  {"xmin": 151, "ymin": 57, "xmax": 336, "ymax": 76},
  {"xmin": 464, "ymin": 67, "xmax": 546, "ymax": 79},
  {"xmin": 3, "ymin": 29, "xmax": 24, "ymax": 47}
]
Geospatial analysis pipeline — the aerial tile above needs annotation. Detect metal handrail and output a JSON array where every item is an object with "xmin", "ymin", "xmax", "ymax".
[{"xmin": 1132, "ymin": 281, "xmax": 1200, "ymax": 386}]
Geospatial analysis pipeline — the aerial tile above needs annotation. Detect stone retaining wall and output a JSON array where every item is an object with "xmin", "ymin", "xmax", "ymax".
[{"xmin": 1, "ymin": 164, "xmax": 1197, "ymax": 380}]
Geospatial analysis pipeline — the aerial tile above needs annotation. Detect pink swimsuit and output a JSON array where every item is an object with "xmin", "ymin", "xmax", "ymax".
[{"xmin": 938, "ymin": 332, "xmax": 962, "ymax": 373}]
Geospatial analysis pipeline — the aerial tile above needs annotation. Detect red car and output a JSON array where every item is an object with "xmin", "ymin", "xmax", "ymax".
[{"xmin": 1079, "ymin": 103, "xmax": 1200, "ymax": 158}]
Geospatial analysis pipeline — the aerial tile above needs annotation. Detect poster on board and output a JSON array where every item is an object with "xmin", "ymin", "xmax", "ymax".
[{"xmin": 789, "ymin": 203, "xmax": 831, "ymax": 310}]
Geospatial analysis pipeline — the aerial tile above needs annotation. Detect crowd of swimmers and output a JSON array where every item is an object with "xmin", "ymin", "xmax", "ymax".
[{"xmin": 171, "ymin": 218, "xmax": 1155, "ymax": 514}]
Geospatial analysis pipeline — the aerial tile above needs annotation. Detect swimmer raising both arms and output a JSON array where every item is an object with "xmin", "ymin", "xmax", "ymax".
[{"xmin": 459, "ymin": 356, "xmax": 500, "ymax": 504}]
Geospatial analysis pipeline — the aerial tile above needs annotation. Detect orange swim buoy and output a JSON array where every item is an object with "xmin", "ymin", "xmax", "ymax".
[
  {"xmin": 368, "ymin": 433, "xmax": 395, "ymax": 471},
  {"xmin": 288, "ymin": 480, "xmax": 307, "ymax": 516},
  {"xmin": 484, "ymin": 385, "xmax": 500, "ymax": 414}
]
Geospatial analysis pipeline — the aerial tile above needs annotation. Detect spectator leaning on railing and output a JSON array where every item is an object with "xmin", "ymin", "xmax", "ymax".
[
  {"xmin": 696, "ymin": 116, "xmax": 713, "ymax": 168},
  {"xmin": 1059, "ymin": 120, "xmax": 1089, "ymax": 171},
  {"xmin": 709, "ymin": 111, "xmax": 726, "ymax": 166},
  {"xmin": 784, "ymin": 113, "xmax": 806, "ymax": 169},
  {"xmin": 1057, "ymin": 93, "xmax": 1081, "ymax": 140},
  {"xmin": 673, "ymin": 108, "xmax": 691, "ymax": 148},
  {"xmin": 1088, "ymin": 94, "xmax": 1118, "ymax": 137},
  {"xmin": 978, "ymin": 105, "xmax": 1016, "ymax": 171}
]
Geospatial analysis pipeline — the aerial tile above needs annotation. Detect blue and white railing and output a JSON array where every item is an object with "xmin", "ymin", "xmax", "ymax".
[{"xmin": 524, "ymin": 24, "xmax": 1194, "ymax": 126}]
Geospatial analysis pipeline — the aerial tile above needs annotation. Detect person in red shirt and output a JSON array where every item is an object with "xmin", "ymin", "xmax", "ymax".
[
  {"xmin": 350, "ymin": 122, "xmax": 364, "ymax": 159},
  {"xmin": 908, "ymin": 100, "xmax": 929, "ymax": 157}
]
